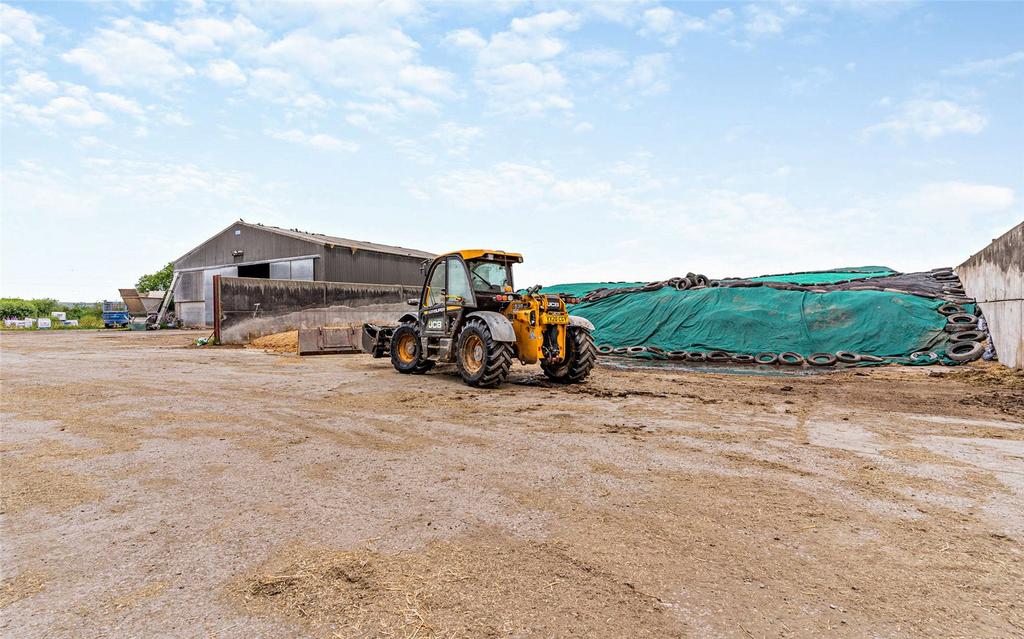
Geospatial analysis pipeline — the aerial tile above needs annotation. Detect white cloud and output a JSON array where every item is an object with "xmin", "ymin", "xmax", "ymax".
[
  {"xmin": 1, "ymin": 75, "xmax": 156, "ymax": 132},
  {"xmin": 510, "ymin": 9, "xmax": 580, "ymax": 34},
  {"xmin": 901, "ymin": 181, "xmax": 1015, "ymax": 217},
  {"xmin": 93, "ymin": 92, "xmax": 145, "ymax": 118},
  {"xmin": 478, "ymin": 25, "xmax": 568, "ymax": 67},
  {"xmin": 863, "ymin": 99, "xmax": 987, "ymax": 139},
  {"xmin": 161, "ymin": 111, "xmax": 192, "ymax": 126},
  {"xmin": 255, "ymin": 29, "xmax": 452, "ymax": 96},
  {"xmin": 442, "ymin": 28, "xmax": 486, "ymax": 50},
  {"xmin": 740, "ymin": 3, "xmax": 807, "ymax": 40},
  {"xmin": 0, "ymin": 162, "xmax": 101, "ymax": 219},
  {"xmin": 249, "ymin": 28, "xmax": 455, "ymax": 117},
  {"xmin": 415, "ymin": 161, "xmax": 611, "ymax": 210},
  {"xmin": 235, "ymin": 0, "xmax": 423, "ymax": 34},
  {"xmin": 398, "ymin": 65, "xmax": 456, "ymax": 97},
  {"xmin": 265, "ymin": 128, "xmax": 359, "ymax": 152},
  {"xmin": 710, "ymin": 8, "xmax": 734, "ymax": 24},
  {"xmin": 392, "ymin": 121, "xmax": 483, "ymax": 164},
  {"xmin": 0, "ymin": 3, "xmax": 44, "ymax": 48},
  {"xmin": 744, "ymin": 6, "xmax": 785, "ymax": 35},
  {"xmin": 624, "ymin": 53, "xmax": 672, "ymax": 97},
  {"xmin": 160, "ymin": 14, "xmax": 264, "ymax": 55},
  {"xmin": 245, "ymin": 67, "xmax": 331, "ymax": 114},
  {"xmin": 8, "ymin": 70, "xmax": 58, "ymax": 95},
  {"xmin": 639, "ymin": 6, "xmax": 707, "ymax": 46},
  {"xmin": 431, "ymin": 121, "xmax": 482, "ymax": 158},
  {"xmin": 205, "ymin": 59, "xmax": 246, "ymax": 86},
  {"xmin": 248, "ymin": 67, "xmax": 305, "ymax": 95},
  {"xmin": 942, "ymin": 51, "xmax": 1024, "ymax": 77},
  {"xmin": 573, "ymin": 121, "xmax": 594, "ymax": 133},
  {"xmin": 458, "ymin": 10, "xmax": 583, "ymax": 115},
  {"xmin": 476, "ymin": 62, "xmax": 572, "ymax": 115},
  {"xmin": 63, "ymin": 28, "xmax": 196, "ymax": 89},
  {"xmin": 39, "ymin": 96, "xmax": 109, "ymax": 128}
]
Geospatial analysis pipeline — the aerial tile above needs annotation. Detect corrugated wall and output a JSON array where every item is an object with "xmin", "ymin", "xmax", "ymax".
[
  {"xmin": 176, "ymin": 271, "xmax": 203, "ymax": 302},
  {"xmin": 323, "ymin": 245, "xmax": 427, "ymax": 286},
  {"xmin": 172, "ymin": 224, "xmax": 431, "ymax": 327},
  {"xmin": 957, "ymin": 222, "xmax": 1023, "ymax": 369},
  {"xmin": 175, "ymin": 224, "xmax": 326, "ymax": 274}
]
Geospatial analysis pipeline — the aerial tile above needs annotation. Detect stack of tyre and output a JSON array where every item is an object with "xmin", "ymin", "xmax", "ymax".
[{"xmin": 940, "ymin": 302, "xmax": 985, "ymax": 363}]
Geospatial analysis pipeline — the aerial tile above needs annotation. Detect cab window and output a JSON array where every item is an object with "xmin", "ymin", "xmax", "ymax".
[
  {"xmin": 446, "ymin": 258, "xmax": 474, "ymax": 305},
  {"xmin": 424, "ymin": 261, "xmax": 445, "ymax": 307},
  {"xmin": 468, "ymin": 260, "xmax": 510, "ymax": 292}
]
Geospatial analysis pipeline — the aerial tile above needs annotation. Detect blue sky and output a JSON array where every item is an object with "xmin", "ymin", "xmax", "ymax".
[{"xmin": 1, "ymin": 0, "xmax": 1021, "ymax": 301}]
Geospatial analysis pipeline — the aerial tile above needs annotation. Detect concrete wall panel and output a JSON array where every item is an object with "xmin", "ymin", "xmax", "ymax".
[
  {"xmin": 216, "ymin": 277, "xmax": 418, "ymax": 344},
  {"xmin": 958, "ymin": 222, "xmax": 1023, "ymax": 368}
]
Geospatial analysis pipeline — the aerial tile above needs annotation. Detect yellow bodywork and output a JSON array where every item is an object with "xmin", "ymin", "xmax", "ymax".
[
  {"xmin": 443, "ymin": 249, "xmax": 524, "ymax": 263},
  {"xmin": 426, "ymin": 250, "xmax": 570, "ymax": 365},
  {"xmin": 502, "ymin": 295, "xmax": 568, "ymax": 365}
]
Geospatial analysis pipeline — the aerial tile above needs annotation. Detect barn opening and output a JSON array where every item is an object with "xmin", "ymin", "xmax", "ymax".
[{"xmin": 237, "ymin": 263, "xmax": 270, "ymax": 278}]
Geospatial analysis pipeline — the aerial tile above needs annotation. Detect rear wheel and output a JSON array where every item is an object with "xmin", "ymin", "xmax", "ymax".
[
  {"xmin": 390, "ymin": 323, "xmax": 434, "ymax": 374},
  {"xmin": 542, "ymin": 327, "xmax": 596, "ymax": 383},
  {"xmin": 456, "ymin": 319, "xmax": 513, "ymax": 388}
]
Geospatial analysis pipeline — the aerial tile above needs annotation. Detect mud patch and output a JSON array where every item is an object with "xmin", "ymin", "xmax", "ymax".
[
  {"xmin": 0, "ymin": 456, "xmax": 103, "ymax": 513},
  {"xmin": 235, "ymin": 532, "xmax": 681, "ymax": 638},
  {"xmin": 0, "ymin": 570, "xmax": 47, "ymax": 608}
]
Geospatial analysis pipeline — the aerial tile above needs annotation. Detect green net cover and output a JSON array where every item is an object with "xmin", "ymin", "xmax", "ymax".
[
  {"xmin": 539, "ymin": 274, "xmax": 972, "ymax": 365},
  {"xmin": 746, "ymin": 266, "xmax": 896, "ymax": 285},
  {"xmin": 538, "ymin": 282, "xmax": 644, "ymax": 297}
]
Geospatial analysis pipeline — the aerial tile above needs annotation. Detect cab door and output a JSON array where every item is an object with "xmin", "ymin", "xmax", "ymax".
[
  {"xmin": 444, "ymin": 257, "xmax": 476, "ymax": 334},
  {"xmin": 421, "ymin": 259, "xmax": 448, "ymax": 337}
]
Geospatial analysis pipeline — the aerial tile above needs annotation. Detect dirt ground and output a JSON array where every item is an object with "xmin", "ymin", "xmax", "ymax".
[{"xmin": 2, "ymin": 329, "xmax": 1023, "ymax": 638}]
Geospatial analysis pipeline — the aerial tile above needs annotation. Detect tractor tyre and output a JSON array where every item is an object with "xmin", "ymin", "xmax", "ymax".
[
  {"xmin": 542, "ymin": 327, "xmax": 597, "ymax": 384},
  {"xmin": 455, "ymin": 318, "xmax": 513, "ymax": 388},
  {"xmin": 390, "ymin": 323, "xmax": 434, "ymax": 374}
]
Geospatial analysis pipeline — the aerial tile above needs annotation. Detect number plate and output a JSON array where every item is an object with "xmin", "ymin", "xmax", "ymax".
[{"xmin": 542, "ymin": 313, "xmax": 569, "ymax": 325}]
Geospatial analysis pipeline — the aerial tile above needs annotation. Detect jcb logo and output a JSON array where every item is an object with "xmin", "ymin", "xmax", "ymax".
[{"xmin": 427, "ymin": 319, "xmax": 443, "ymax": 330}]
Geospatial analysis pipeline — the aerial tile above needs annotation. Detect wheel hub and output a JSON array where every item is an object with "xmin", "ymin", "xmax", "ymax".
[{"xmin": 461, "ymin": 334, "xmax": 485, "ymax": 375}]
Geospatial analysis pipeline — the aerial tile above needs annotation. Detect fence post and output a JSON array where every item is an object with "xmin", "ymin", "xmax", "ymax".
[{"xmin": 213, "ymin": 274, "xmax": 222, "ymax": 343}]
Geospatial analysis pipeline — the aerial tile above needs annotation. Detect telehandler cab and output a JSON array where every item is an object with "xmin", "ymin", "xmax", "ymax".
[{"xmin": 362, "ymin": 250, "xmax": 596, "ymax": 388}]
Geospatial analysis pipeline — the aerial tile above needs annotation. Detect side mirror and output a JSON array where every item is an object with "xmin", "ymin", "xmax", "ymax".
[{"xmin": 406, "ymin": 298, "xmax": 419, "ymax": 306}]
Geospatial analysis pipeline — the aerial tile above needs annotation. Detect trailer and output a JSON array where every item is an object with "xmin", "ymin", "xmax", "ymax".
[{"xmin": 102, "ymin": 301, "xmax": 130, "ymax": 328}]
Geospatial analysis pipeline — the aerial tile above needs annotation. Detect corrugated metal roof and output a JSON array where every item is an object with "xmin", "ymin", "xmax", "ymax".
[
  {"xmin": 174, "ymin": 220, "xmax": 435, "ymax": 266},
  {"xmin": 245, "ymin": 222, "xmax": 435, "ymax": 259}
]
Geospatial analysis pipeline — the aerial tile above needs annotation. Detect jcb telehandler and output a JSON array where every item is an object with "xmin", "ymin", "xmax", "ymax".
[{"xmin": 362, "ymin": 250, "xmax": 596, "ymax": 388}]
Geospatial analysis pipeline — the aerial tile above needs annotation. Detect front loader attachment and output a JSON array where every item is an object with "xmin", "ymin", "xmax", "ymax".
[{"xmin": 361, "ymin": 323, "xmax": 395, "ymax": 358}]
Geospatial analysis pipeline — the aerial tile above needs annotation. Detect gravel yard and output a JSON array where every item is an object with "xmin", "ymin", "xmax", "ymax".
[{"xmin": 2, "ymin": 329, "xmax": 1022, "ymax": 638}]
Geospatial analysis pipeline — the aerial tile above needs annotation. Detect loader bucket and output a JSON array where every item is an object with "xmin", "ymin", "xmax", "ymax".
[{"xmin": 361, "ymin": 323, "xmax": 394, "ymax": 358}]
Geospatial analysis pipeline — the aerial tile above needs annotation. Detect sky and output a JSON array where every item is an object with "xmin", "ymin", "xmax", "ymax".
[{"xmin": 1, "ymin": 0, "xmax": 1022, "ymax": 301}]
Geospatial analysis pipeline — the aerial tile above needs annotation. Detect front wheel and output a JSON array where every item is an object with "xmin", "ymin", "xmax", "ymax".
[
  {"xmin": 390, "ymin": 323, "xmax": 434, "ymax": 374},
  {"xmin": 456, "ymin": 319, "xmax": 513, "ymax": 388},
  {"xmin": 541, "ymin": 327, "xmax": 596, "ymax": 383}
]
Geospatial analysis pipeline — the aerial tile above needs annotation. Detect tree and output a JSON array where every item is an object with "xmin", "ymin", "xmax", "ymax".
[
  {"xmin": 30, "ymin": 298, "xmax": 60, "ymax": 315},
  {"xmin": 0, "ymin": 298, "xmax": 38, "ymax": 319},
  {"xmin": 136, "ymin": 263, "xmax": 174, "ymax": 293}
]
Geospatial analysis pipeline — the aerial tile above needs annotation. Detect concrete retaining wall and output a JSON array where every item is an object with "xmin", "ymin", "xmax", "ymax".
[
  {"xmin": 957, "ymin": 222, "xmax": 1023, "ymax": 369},
  {"xmin": 216, "ymin": 277, "xmax": 418, "ymax": 345}
]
